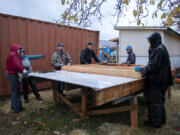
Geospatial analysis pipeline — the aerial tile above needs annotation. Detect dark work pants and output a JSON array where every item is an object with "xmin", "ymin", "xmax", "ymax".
[
  {"xmin": 146, "ymin": 86, "xmax": 168, "ymax": 125},
  {"xmin": 7, "ymin": 74, "xmax": 23, "ymax": 112},
  {"xmin": 176, "ymin": 73, "xmax": 180, "ymax": 78},
  {"xmin": 22, "ymin": 77, "xmax": 40, "ymax": 100}
]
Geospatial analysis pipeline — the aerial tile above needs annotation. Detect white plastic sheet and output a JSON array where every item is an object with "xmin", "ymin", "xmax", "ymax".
[{"xmin": 30, "ymin": 71, "xmax": 137, "ymax": 90}]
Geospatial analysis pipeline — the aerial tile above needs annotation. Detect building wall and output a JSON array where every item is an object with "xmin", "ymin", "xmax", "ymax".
[
  {"xmin": 118, "ymin": 29, "xmax": 180, "ymax": 68},
  {"xmin": 164, "ymin": 32, "xmax": 180, "ymax": 68},
  {"xmin": 118, "ymin": 29, "xmax": 164, "ymax": 58},
  {"xmin": 164, "ymin": 31, "xmax": 180, "ymax": 56},
  {"xmin": 0, "ymin": 13, "xmax": 99, "ymax": 97}
]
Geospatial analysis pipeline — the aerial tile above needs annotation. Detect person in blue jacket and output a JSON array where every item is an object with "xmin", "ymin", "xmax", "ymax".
[
  {"xmin": 125, "ymin": 45, "xmax": 136, "ymax": 64},
  {"xmin": 20, "ymin": 49, "xmax": 45, "ymax": 103}
]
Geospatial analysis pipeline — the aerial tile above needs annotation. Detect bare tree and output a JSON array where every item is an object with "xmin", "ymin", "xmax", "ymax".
[{"xmin": 57, "ymin": 0, "xmax": 180, "ymax": 28}]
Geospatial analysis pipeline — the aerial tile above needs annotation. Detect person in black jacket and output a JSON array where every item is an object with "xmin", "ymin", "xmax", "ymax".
[
  {"xmin": 135, "ymin": 32, "xmax": 173, "ymax": 128},
  {"xmin": 80, "ymin": 42, "xmax": 100, "ymax": 64},
  {"xmin": 126, "ymin": 45, "xmax": 136, "ymax": 64}
]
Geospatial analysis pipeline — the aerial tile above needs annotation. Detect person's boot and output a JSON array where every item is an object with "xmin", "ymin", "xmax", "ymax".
[
  {"xmin": 14, "ymin": 107, "xmax": 26, "ymax": 113},
  {"xmin": 153, "ymin": 123, "xmax": 162, "ymax": 128},
  {"xmin": 162, "ymin": 105, "xmax": 166, "ymax": 125},
  {"xmin": 36, "ymin": 96, "xmax": 43, "ymax": 101},
  {"xmin": 20, "ymin": 107, "xmax": 26, "ymax": 111},
  {"xmin": 144, "ymin": 121, "xmax": 161, "ymax": 128},
  {"xmin": 24, "ymin": 98, "xmax": 29, "ymax": 103},
  {"xmin": 148, "ymin": 104, "xmax": 162, "ymax": 128},
  {"xmin": 145, "ymin": 105, "xmax": 153, "ymax": 127},
  {"xmin": 144, "ymin": 120, "xmax": 152, "ymax": 125}
]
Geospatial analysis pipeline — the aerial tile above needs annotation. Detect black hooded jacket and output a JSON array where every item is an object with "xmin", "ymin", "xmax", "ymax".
[
  {"xmin": 141, "ymin": 32, "xmax": 173, "ymax": 88},
  {"xmin": 80, "ymin": 47, "xmax": 100, "ymax": 64}
]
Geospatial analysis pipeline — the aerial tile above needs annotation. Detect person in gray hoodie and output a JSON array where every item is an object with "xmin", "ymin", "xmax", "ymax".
[{"xmin": 20, "ymin": 49, "xmax": 45, "ymax": 103}]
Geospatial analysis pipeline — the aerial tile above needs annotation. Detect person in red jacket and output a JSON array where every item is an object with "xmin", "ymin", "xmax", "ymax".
[{"xmin": 6, "ymin": 44, "xmax": 26, "ymax": 113}]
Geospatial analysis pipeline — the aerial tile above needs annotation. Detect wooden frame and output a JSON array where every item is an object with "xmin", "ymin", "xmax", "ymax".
[{"xmin": 50, "ymin": 80, "xmax": 140, "ymax": 128}]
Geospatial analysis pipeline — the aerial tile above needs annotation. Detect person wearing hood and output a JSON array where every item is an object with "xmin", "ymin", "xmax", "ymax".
[
  {"xmin": 80, "ymin": 42, "xmax": 100, "ymax": 64},
  {"xmin": 6, "ymin": 44, "xmax": 26, "ymax": 113},
  {"xmin": 135, "ymin": 32, "xmax": 173, "ymax": 128},
  {"xmin": 20, "ymin": 49, "xmax": 45, "ymax": 103},
  {"xmin": 51, "ymin": 43, "xmax": 72, "ymax": 70},
  {"xmin": 125, "ymin": 45, "xmax": 136, "ymax": 64}
]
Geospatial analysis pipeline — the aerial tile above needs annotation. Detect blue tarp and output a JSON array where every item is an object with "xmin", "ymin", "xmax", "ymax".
[{"xmin": 99, "ymin": 48, "xmax": 111, "ymax": 61}]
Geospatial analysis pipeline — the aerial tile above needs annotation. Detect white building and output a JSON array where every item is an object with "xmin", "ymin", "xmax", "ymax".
[{"xmin": 114, "ymin": 26, "xmax": 180, "ymax": 68}]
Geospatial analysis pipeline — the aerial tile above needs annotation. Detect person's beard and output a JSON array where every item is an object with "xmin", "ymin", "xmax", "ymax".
[
  {"xmin": 58, "ymin": 49, "xmax": 63, "ymax": 54},
  {"xmin": 127, "ymin": 51, "xmax": 131, "ymax": 54}
]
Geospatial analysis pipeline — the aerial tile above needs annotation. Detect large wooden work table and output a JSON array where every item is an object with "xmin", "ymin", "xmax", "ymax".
[{"xmin": 30, "ymin": 64, "xmax": 146, "ymax": 128}]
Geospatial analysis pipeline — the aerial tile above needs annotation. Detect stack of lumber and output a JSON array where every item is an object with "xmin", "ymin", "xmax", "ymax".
[{"xmin": 62, "ymin": 64, "xmax": 143, "ymax": 79}]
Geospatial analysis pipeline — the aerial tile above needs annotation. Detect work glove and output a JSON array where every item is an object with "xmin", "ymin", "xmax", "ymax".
[
  {"xmin": 23, "ymin": 69, "xmax": 27, "ymax": 74},
  {"xmin": 135, "ymin": 67, "xmax": 146, "ymax": 77},
  {"xmin": 135, "ymin": 66, "xmax": 141, "ymax": 72}
]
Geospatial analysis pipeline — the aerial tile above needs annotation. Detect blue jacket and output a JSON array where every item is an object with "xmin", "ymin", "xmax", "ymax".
[
  {"xmin": 21, "ymin": 55, "xmax": 44, "ymax": 78},
  {"xmin": 126, "ymin": 51, "xmax": 136, "ymax": 64}
]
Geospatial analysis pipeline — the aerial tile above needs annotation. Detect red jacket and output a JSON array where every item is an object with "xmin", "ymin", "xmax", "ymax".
[{"xmin": 6, "ymin": 44, "xmax": 23, "ymax": 75}]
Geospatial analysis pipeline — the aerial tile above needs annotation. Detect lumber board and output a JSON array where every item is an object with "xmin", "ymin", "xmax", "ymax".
[
  {"xmin": 70, "ymin": 64, "xmax": 144, "ymax": 70},
  {"xmin": 54, "ymin": 88, "xmax": 84, "ymax": 117},
  {"xmin": 62, "ymin": 66, "xmax": 142, "ymax": 79},
  {"xmin": 87, "ymin": 105, "xmax": 138, "ymax": 116},
  {"xmin": 70, "ymin": 64, "xmax": 175, "ymax": 75},
  {"xmin": 95, "ymin": 79, "xmax": 145, "ymax": 106}
]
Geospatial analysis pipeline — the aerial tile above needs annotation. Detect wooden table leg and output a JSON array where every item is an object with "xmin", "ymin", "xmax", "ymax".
[
  {"xmin": 130, "ymin": 96, "xmax": 138, "ymax": 128},
  {"xmin": 167, "ymin": 87, "xmax": 171, "ymax": 100},
  {"xmin": 51, "ymin": 81, "xmax": 58, "ymax": 104},
  {"xmin": 81, "ymin": 87, "xmax": 88, "ymax": 117}
]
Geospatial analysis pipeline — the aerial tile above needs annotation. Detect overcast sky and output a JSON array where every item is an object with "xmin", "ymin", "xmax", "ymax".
[{"xmin": 0, "ymin": 0, "xmax": 162, "ymax": 40}]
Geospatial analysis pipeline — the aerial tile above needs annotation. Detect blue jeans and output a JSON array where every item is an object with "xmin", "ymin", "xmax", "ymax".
[{"xmin": 7, "ymin": 74, "xmax": 22, "ymax": 112}]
